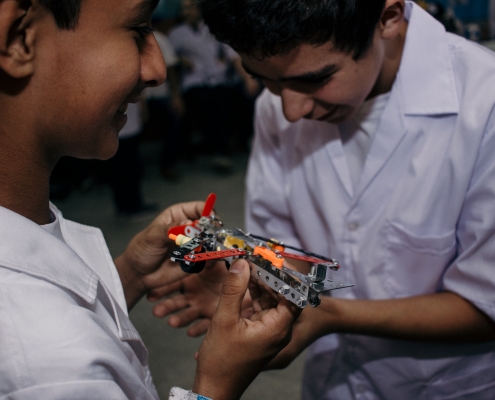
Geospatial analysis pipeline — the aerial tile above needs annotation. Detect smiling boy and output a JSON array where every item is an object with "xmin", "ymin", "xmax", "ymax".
[
  {"xmin": 0, "ymin": 0, "xmax": 300, "ymax": 398},
  {"xmin": 156, "ymin": 0, "xmax": 495, "ymax": 398}
]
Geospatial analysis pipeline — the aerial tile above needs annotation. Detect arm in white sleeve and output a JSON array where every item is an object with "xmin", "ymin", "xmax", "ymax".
[{"xmin": 442, "ymin": 107, "xmax": 495, "ymax": 323}]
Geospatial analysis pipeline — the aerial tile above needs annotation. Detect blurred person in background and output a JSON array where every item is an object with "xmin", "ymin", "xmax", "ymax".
[
  {"xmin": 169, "ymin": 0, "xmax": 258, "ymax": 172},
  {"xmin": 143, "ymin": 27, "xmax": 185, "ymax": 181},
  {"xmin": 107, "ymin": 102, "xmax": 158, "ymax": 219}
]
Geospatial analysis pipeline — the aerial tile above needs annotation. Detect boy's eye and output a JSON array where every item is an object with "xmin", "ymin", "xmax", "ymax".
[
  {"xmin": 305, "ymin": 74, "xmax": 333, "ymax": 86},
  {"xmin": 133, "ymin": 26, "xmax": 154, "ymax": 39}
]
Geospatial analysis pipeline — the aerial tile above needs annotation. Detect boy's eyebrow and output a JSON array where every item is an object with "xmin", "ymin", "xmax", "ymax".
[{"xmin": 242, "ymin": 63, "xmax": 338, "ymax": 82}]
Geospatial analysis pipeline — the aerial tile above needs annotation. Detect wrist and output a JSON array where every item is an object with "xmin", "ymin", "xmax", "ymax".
[
  {"xmin": 193, "ymin": 368, "xmax": 253, "ymax": 400},
  {"xmin": 311, "ymin": 296, "xmax": 347, "ymax": 336}
]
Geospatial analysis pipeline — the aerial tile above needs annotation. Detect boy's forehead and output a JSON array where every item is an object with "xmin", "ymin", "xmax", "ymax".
[
  {"xmin": 79, "ymin": 0, "xmax": 159, "ymax": 19},
  {"xmin": 240, "ymin": 41, "xmax": 343, "ymax": 80}
]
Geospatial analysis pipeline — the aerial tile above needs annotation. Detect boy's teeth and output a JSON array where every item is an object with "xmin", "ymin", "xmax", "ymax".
[{"xmin": 118, "ymin": 103, "xmax": 128, "ymax": 114}]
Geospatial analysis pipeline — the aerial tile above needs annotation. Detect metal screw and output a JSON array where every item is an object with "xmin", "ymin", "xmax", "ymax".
[{"xmin": 279, "ymin": 285, "xmax": 290, "ymax": 295}]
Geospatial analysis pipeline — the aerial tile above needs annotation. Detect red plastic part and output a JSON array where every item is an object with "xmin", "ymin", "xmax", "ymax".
[
  {"xmin": 168, "ymin": 224, "xmax": 189, "ymax": 236},
  {"xmin": 184, "ymin": 248, "xmax": 246, "ymax": 262},
  {"xmin": 201, "ymin": 193, "xmax": 217, "ymax": 217},
  {"xmin": 280, "ymin": 252, "xmax": 339, "ymax": 268}
]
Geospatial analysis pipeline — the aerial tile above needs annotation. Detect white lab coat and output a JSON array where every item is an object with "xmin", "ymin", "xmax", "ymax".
[
  {"xmin": 246, "ymin": 2, "xmax": 495, "ymax": 399},
  {"xmin": 0, "ymin": 203, "xmax": 159, "ymax": 399}
]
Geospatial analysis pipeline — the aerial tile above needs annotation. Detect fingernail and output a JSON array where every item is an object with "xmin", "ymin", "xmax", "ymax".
[{"xmin": 230, "ymin": 260, "xmax": 244, "ymax": 274}]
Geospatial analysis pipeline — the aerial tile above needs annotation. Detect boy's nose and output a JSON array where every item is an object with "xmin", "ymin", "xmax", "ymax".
[
  {"xmin": 141, "ymin": 34, "xmax": 167, "ymax": 88},
  {"xmin": 280, "ymin": 88, "xmax": 314, "ymax": 122}
]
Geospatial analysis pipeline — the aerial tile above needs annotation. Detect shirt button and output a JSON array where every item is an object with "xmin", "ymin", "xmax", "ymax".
[{"xmin": 348, "ymin": 221, "xmax": 359, "ymax": 231}]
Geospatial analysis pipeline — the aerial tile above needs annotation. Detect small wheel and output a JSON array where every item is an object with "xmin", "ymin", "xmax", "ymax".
[{"xmin": 180, "ymin": 260, "xmax": 206, "ymax": 273}]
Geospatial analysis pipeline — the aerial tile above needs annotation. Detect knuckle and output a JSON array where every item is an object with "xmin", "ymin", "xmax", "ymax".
[{"xmin": 221, "ymin": 282, "xmax": 240, "ymax": 297}]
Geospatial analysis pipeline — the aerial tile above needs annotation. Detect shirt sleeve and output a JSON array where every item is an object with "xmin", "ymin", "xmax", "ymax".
[
  {"xmin": 245, "ymin": 90, "xmax": 303, "ymax": 247},
  {"xmin": 442, "ymin": 107, "xmax": 495, "ymax": 322}
]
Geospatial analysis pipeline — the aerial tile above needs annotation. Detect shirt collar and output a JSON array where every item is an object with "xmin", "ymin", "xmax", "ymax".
[
  {"xmin": 0, "ymin": 204, "xmax": 99, "ymax": 304},
  {"xmin": 397, "ymin": 2, "xmax": 459, "ymax": 115}
]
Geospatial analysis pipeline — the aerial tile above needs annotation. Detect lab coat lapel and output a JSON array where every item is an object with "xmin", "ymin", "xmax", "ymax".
[
  {"xmin": 320, "ymin": 124, "xmax": 355, "ymax": 198},
  {"xmin": 352, "ymin": 88, "xmax": 406, "ymax": 204}
]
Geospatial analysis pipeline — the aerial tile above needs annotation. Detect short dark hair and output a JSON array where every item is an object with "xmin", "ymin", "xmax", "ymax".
[
  {"xmin": 198, "ymin": 0, "xmax": 387, "ymax": 59},
  {"xmin": 39, "ymin": 0, "xmax": 82, "ymax": 30}
]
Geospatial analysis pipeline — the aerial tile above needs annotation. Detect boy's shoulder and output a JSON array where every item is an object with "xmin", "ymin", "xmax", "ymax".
[
  {"xmin": 447, "ymin": 34, "xmax": 495, "ymax": 85},
  {"xmin": 0, "ymin": 205, "xmax": 154, "ymax": 397},
  {"xmin": 0, "ymin": 204, "xmax": 127, "ymax": 311}
]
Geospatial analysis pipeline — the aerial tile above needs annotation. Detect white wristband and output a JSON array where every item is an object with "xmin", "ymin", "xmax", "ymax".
[{"xmin": 169, "ymin": 387, "xmax": 213, "ymax": 400}]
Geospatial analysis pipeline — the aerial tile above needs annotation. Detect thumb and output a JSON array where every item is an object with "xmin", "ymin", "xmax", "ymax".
[{"xmin": 214, "ymin": 259, "xmax": 250, "ymax": 325}]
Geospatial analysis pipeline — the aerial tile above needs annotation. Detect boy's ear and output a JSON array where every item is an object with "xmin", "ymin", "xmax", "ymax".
[
  {"xmin": 0, "ymin": 0, "xmax": 38, "ymax": 79},
  {"xmin": 379, "ymin": 0, "xmax": 406, "ymax": 40}
]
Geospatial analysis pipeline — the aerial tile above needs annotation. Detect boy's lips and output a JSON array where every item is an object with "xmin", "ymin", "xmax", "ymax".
[{"xmin": 315, "ymin": 105, "xmax": 339, "ymax": 121}]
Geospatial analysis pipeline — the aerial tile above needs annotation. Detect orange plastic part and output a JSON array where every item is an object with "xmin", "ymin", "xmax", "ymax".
[
  {"xmin": 267, "ymin": 242, "xmax": 285, "ymax": 252},
  {"xmin": 253, "ymin": 246, "xmax": 284, "ymax": 269}
]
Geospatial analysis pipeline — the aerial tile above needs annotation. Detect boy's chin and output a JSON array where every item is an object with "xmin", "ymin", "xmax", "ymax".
[
  {"xmin": 71, "ymin": 137, "xmax": 120, "ymax": 161},
  {"xmin": 95, "ymin": 140, "xmax": 120, "ymax": 161}
]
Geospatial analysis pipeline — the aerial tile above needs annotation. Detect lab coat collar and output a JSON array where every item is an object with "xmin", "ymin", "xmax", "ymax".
[
  {"xmin": 349, "ymin": 3, "xmax": 459, "ymax": 202},
  {"xmin": 399, "ymin": 2, "xmax": 459, "ymax": 115},
  {"xmin": 0, "ymin": 204, "xmax": 100, "ymax": 304},
  {"xmin": 0, "ymin": 204, "xmax": 145, "ymax": 345}
]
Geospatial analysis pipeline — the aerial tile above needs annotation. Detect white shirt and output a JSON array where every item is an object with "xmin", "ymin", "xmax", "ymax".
[
  {"xmin": 168, "ymin": 21, "xmax": 238, "ymax": 91},
  {"xmin": 245, "ymin": 2, "xmax": 495, "ymax": 399},
  {"xmin": 0, "ymin": 203, "xmax": 159, "ymax": 399}
]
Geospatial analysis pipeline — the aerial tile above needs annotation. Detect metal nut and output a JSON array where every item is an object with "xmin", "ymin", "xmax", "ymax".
[{"xmin": 296, "ymin": 297, "xmax": 307, "ymax": 308}]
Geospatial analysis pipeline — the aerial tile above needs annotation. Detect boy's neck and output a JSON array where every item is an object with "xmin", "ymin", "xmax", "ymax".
[
  {"xmin": 0, "ymin": 128, "xmax": 53, "ymax": 226},
  {"xmin": 369, "ymin": 20, "xmax": 408, "ymax": 99}
]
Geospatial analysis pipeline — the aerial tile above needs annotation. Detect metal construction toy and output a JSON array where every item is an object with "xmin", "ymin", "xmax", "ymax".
[{"xmin": 168, "ymin": 194, "xmax": 353, "ymax": 308}]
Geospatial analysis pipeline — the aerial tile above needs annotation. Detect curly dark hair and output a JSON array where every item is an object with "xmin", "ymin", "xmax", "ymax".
[
  {"xmin": 198, "ymin": 0, "xmax": 387, "ymax": 59},
  {"xmin": 39, "ymin": 0, "xmax": 82, "ymax": 30}
]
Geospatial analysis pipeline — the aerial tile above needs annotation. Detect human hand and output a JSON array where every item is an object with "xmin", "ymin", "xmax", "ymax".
[
  {"xmin": 114, "ymin": 201, "xmax": 204, "ymax": 309},
  {"xmin": 192, "ymin": 259, "xmax": 302, "ymax": 400},
  {"xmin": 149, "ymin": 260, "xmax": 230, "ymax": 336}
]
